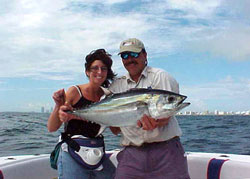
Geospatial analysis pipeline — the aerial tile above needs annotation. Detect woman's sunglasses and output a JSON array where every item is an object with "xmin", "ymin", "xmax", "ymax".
[{"xmin": 90, "ymin": 66, "xmax": 108, "ymax": 73}]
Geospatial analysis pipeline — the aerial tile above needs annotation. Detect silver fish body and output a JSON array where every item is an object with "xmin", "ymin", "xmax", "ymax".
[{"xmin": 69, "ymin": 88, "xmax": 190, "ymax": 128}]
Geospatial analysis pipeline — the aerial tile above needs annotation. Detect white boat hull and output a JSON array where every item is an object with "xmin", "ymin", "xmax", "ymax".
[{"xmin": 1, "ymin": 151, "xmax": 250, "ymax": 179}]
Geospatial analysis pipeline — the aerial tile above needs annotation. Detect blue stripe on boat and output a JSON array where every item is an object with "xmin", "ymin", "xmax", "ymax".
[
  {"xmin": 207, "ymin": 158, "xmax": 229, "ymax": 179},
  {"xmin": 0, "ymin": 170, "xmax": 3, "ymax": 179}
]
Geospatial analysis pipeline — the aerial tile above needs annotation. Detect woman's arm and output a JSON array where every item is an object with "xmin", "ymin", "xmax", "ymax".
[
  {"xmin": 47, "ymin": 86, "xmax": 83, "ymax": 132},
  {"xmin": 47, "ymin": 89, "xmax": 66, "ymax": 132}
]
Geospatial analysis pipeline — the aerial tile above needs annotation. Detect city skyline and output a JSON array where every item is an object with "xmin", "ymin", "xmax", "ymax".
[
  {"xmin": 179, "ymin": 110, "xmax": 250, "ymax": 115},
  {"xmin": 37, "ymin": 105, "xmax": 250, "ymax": 116}
]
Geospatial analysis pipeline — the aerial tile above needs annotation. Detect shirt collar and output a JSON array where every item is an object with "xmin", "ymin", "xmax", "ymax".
[{"xmin": 125, "ymin": 66, "xmax": 149, "ymax": 83}]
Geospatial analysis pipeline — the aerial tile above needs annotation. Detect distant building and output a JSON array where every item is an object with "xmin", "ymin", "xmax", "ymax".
[
  {"xmin": 202, "ymin": 111, "xmax": 209, "ymax": 115},
  {"xmin": 235, "ymin": 111, "xmax": 242, "ymax": 115},
  {"xmin": 228, "ymin": 111, "xmax": 234, "ymax": 115},
  {"xmin": 218, "ymin": 111, "xmax": 226, "ymax": 115},
  {"xmin": 41, "ymin": 107, "xmax": 45, "ymax": 113},
  {"xmin": 181, "ymin": 110, "xmax": 250, "ymax": 116},
  {"xmin": 184, "ymin": 111, "xmax": 196, "ymax": 115}
]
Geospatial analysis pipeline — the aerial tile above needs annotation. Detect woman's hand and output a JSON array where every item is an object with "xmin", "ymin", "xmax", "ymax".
[
  {"xmin": 58, "ymin": 103, "xmax": 83, "ymax": 123},
  {"xmin": 58, "ymin": 104, "xmax": 73, "ymax": 123},
  {"xmin": 52, "ymin": 89, "xmax": 66, "ymax": 107}
]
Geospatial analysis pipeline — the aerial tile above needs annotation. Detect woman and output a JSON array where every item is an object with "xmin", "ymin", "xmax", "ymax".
[{"xmin": 47, "ymin": 49, "xmax": 116, "ymax": 179}]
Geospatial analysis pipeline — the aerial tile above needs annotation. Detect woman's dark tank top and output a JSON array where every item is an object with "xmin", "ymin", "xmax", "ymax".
[{"xmin": 64, "ymin": 86, "xmax": 101, "ymax": 138}]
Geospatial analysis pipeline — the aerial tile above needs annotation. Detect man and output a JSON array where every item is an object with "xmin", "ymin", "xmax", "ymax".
[{"xmin": 109, "ymin": 38, "xmax": 190, "ymax": 179}]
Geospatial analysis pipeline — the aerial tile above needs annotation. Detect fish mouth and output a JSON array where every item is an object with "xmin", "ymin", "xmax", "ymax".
[
  {"xmin": 177, "ymin": 102, "xmax": 190, "ymax": 110},
  {"xmin": 176, "ymin": 95, "xmax": 190, "ymax": 110},
  {"xmin": 177, "ymin": 95, "xmax": 187, "ymax": 106}
]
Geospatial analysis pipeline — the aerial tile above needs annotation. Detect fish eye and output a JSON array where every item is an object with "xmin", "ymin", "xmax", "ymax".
[{"xmin": 168, "ymin": 96, "xmax": 175, "ymax": 103}]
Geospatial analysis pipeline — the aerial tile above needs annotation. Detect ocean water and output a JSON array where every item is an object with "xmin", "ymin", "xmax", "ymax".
[{"xmin": 1, "ymin": 112, "xmax": 250, "ymax": 157}]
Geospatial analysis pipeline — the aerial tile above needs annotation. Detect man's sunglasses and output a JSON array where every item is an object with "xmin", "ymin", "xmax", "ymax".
[{"xmin": 120, "ymin": 52, "xmax": 140, "ymax": 60}]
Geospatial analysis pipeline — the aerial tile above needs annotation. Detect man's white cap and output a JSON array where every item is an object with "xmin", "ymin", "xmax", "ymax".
[{"xmin": 119, "ymin": 38, "xmax": 145, "ymax": 54}]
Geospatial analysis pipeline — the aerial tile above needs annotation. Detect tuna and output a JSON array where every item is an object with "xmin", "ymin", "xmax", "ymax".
[{"xmin": 69, "ymin": 88, "xmax": 190, "ymax": 132}]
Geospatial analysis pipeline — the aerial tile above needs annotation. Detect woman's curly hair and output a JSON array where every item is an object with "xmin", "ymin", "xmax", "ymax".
[{"xmin": 85, "ymin": 49, "xmax": 116, "ymax": 88}]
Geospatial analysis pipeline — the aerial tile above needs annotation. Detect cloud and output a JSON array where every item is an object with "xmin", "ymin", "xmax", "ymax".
[
  {"xmin": 182, "ymin": 76, "xmax": 250, "ymax": 112},
  {"xmin": 1, "ymin": 0, "xmax": 250, "ymax": 113},
  {"xmin": 0, "ymin": 0, "xmax": 154, "ymax": 80},
  {"xmin": 187, "ymin": 25, "xmax": 250, "ymax": 61},
  {"xmin": 1, "ymin": 0, "xmax": 250, "ymax": 82},
  {"xmin": 167, "ymin": 0, "xmax": 221, "ymax": 18},
  {"xmin": 222, "ymin": 0, "xmax": 250, "ymax": 19},
  {"xmin": 141, "ymin": 0, "xmax": 250, "ymax": 61}
]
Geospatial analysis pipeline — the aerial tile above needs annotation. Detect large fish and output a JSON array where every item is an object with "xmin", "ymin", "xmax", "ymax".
[{"xmin": 68, "ymin": 88, "xmax": 190, "ymax": 133}]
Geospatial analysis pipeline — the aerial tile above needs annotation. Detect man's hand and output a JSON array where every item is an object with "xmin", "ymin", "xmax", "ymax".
[
  {"xmin": 155, "ymin": 117, "xmax": 171, "ymax": 127},
  {"xmin": 137, "ymin": 114, "xmax": 171, "ymax": 130},
  {"xmin": 109, "ymin": 127, "xmax": 121, "ymax": 135}
]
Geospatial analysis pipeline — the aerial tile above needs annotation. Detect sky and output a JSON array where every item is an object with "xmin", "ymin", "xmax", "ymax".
[{"xmin": 0, "ymin": 0, "xmax": 250, "ymax": 113}]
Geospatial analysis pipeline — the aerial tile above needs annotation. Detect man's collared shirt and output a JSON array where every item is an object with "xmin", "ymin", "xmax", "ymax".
[{"xmin": 109, "ymin": 66, "xmax": 182, "ymax": 146}]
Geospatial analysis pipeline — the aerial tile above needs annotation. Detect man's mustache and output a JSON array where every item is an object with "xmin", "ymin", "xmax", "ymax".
[{"xmin": 125, "ymin": 61, "xmax": 138, "ymax": 66}]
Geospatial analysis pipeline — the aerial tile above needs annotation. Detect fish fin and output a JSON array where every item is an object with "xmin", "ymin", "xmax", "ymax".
[
  {"xmin": 96, "ymin": 125, "xmax": 107, "ymax": 137},
  {"xmin": 147, "ymin": 101, "xmax": 159, "ymax": 118},
  {"xmin": 127, "ymin": 88, "xmax": 147, "ymax": 92}
]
